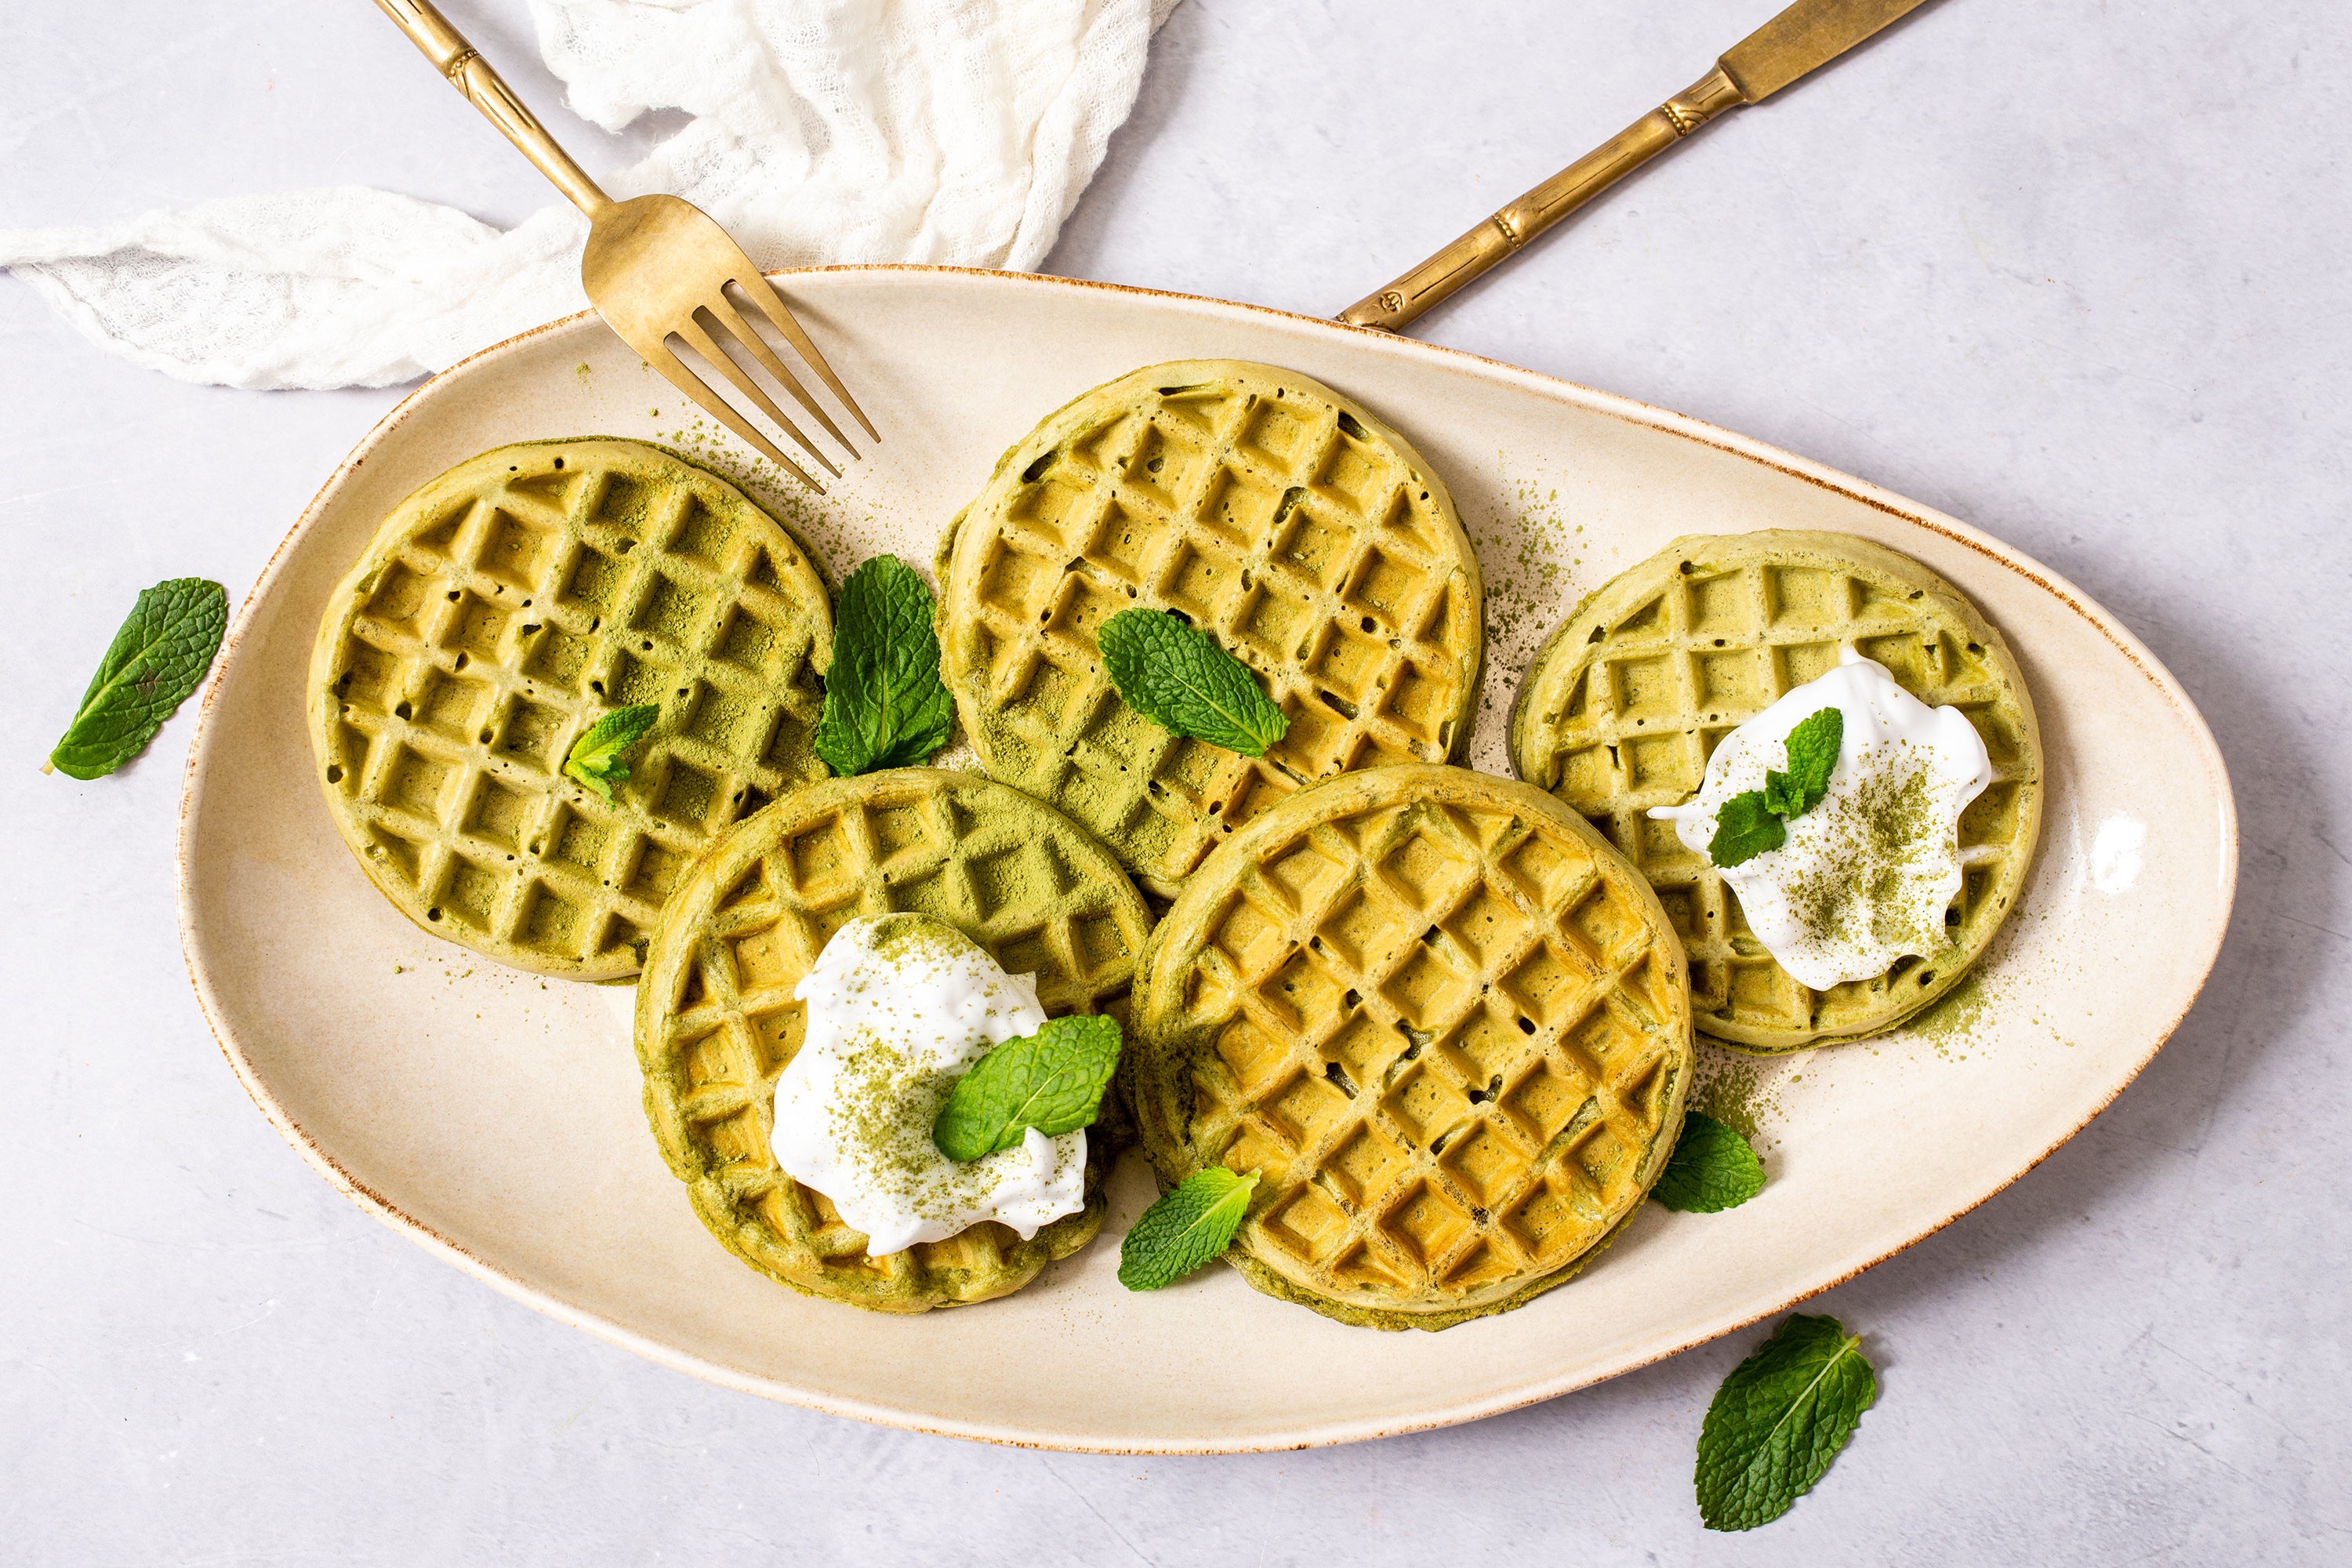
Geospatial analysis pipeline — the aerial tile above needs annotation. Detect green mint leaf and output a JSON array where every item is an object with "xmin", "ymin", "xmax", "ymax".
[
  {"xmin": 815, "ymin": 555, "xmax": 955, "ymax": 777},
  {"xmin": 932, "ymin": 1014, "xmax": 1123, "ymax": 1161},
  {"xmin": 1118, "ymin": 1167, "xmax": 1261, "ymax": 1290},
  {"xmin": 1776, "ymin": 707, "xmax": 1844, "ymax": 819},
  {"xmin": 1098, "ymin": 608, "xmax": 1288, "ymax": 757},
  {"xmin": 49, "ymin": 577, "xmax": 229, "ymax": 779},
  {"xmin": 1652, "ymin": 1112, "xmax": 1766, "ymax": 1213},
  {"xmin": 563, "ymin": 703, "xmax": 661, "ymax": 801},
  {"xmin": 1708, "ymin": 708, "xmax": 1843, "ymax": 864},
  {"xmin": 1709, "ymin": 790, "xmax": 1786, "ymax": 868},
  {"xmin": 1695, "ymin": 1313, "xmax": 1877, "ymax": 1531}
]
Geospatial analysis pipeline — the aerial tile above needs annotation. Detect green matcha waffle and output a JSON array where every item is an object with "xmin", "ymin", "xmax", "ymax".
[
  {"xmin": 307, "ymin": 438, "xmax": 833, "ymax": 979},
  {"xmin": 636, "ymin": 768, "xmax": 1154, "ymax": 1312},
  {"xmin": 1509, "ymin": 530, "xmax": 2042, "ymax": 1053},
  {"xmin": 1127, "ymin": 764, "xmax": 1692, "ymax": 1331},
  {"xmin": 937, "ymin": 361, "xmax": 1486, "ymax": 900}
]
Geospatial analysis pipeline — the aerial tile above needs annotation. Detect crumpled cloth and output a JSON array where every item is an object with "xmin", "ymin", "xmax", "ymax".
[{"xmin": 0, "ymin": 0, "xmax": 1178, "ymax": 390}]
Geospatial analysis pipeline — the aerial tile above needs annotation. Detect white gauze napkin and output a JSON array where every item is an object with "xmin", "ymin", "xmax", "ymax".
[{"xmin": 0, "ymin": 0, "xmax": 1178, "ymax": 391}]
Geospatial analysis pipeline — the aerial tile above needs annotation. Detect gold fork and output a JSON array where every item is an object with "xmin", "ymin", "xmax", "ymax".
[{"xmin": 371, "ymin": 0, "xmax": 876, "ymax": 492}]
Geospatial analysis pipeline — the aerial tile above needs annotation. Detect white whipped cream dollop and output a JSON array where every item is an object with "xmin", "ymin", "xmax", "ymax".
[
  {"xmin": 1650, "ymin": 648, "xmax": 1994, "ymax": 990},
  {"xmin": 770, "ymin": 913, "xmax": 1085, "ymax": 1256}
]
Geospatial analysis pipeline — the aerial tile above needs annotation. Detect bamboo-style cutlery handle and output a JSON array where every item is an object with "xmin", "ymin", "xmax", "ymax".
[
  {"xmin": 1338, "ymin": 67, "xmax": 1743, "ymax": 333},
  {"xmin": 1339, "ymin": 0, "xmax": 1940, "ymax": 332},
  {"xmin": 370, "ymin": 0, "xmax": 611, "ymax": 217}
]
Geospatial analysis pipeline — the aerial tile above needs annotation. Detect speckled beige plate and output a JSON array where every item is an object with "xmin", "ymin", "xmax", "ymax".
[{"xmin": 179, "ymin": 267, "xmax": 2234, "ymax": 1454}]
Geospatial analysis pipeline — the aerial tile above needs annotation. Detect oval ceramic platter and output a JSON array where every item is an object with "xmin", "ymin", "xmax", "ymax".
[{"xmin": 180, "ymin": 267, "xmax": 2234, "ymax": 1453}]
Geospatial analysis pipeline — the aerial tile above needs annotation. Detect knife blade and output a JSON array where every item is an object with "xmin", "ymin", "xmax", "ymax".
[
  {"xmin": 1338, "ymin": 0, "xmax": 1944, "ymax": 332},
  {"xmin": 1720, "ymin": 0, "xmax": 1937, "ymax": 103}
]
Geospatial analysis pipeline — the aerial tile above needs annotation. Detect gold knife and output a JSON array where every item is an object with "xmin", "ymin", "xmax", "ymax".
[{"xmin": 1338, "ymin": 0, "xmax": 1939, "ymax": 332}]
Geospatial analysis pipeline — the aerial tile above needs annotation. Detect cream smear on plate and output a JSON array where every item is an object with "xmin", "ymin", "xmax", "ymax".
[
  {"xmin": 1651, "ymin": 648, "xmax": 1994, "ymax": 989},
  {"xmin": 770, "ymin": 913, "xmax": 1084, "ymax": 1255}
]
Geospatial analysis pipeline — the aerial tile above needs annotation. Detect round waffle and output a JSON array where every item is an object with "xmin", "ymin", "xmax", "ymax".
[
  {"xmin": 1128, "ymin": 764, "xmax": 1692, "ymax": 1331},
  {"xmin": 636, "ymin": 768, "xmax": 1155, "ymax": 1312},
  {"xmin": 1510, "ymin": 530, "xmax": 2042, "ymax": 1053},
  {"xmin": 308, "ymin": 438, "xmax": 833, "ymax": 979},
  {"xmin": 937, "ymin": 360, "xmax": 1486, "ymax": 900}
]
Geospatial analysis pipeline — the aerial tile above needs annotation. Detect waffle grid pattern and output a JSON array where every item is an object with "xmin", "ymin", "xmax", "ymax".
[
  {"xmin": 637, "ymin": 770, "xmax": 1154, "ymax": 1311},
  {"xmin": 312, "ymin": 441, "xmax": 831, "ymax": 978},
  {"xmin": 1512, "ymin": 535, "xmax": 2039, "ymax": 1049},
  {"xmin": 1135, "ymin": 767, "xmax": 1690, "ymax": 1327},
  {"xmin": 942, "ymin": 363, "xmax": 1483, "ymax": 897}
]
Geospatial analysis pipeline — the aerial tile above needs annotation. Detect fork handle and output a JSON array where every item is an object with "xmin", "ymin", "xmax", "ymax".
[{"xmin": 371, "ymin": 0, "xmax": 611, "ymax": 217}]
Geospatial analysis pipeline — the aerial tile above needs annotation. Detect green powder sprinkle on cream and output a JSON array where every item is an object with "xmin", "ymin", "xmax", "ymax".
[{"xmin": 1776, "ymin": 741, "xmax": 1954, "ymax": 975}]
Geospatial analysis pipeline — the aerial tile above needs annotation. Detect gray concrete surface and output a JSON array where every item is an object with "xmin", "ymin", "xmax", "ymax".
[{"xmin": 2, "ymin": 0, "xmax": 2345, "ymax": 1561}]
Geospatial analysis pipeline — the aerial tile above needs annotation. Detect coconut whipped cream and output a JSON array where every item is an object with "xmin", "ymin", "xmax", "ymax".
[
  {"xmin": 770, "ymin": 913, "xmax": 1084, "ymax": 1255},
  {"xmin": 1650, "ymin": 648, "xmax": 1994, "ymax": 989}
]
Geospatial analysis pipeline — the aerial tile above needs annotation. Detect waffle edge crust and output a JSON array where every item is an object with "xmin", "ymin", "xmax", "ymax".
[
  {"xmin": 636, "ymin": 768, "xmax": 1156, "ymax": 1312},
  {"xmin": 1508, "ymin": 530, "xmax": 2044, "ymax": 1054},
  {"xmin": 1130, "ymin": 764, "xmax": 1693, "ymax": 1331},
  {"xmin": 307, "ymin": 437, "xmax": 834, "ymax": 979},
  {"xmin": 937, "ymin": 360, "xmax": 1486, "ymax": 900}
]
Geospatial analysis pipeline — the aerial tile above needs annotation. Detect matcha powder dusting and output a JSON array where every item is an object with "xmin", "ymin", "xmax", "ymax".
[{"xmin": 1781, "ymin": 743, "xmax": 1952, "ymax": 969}]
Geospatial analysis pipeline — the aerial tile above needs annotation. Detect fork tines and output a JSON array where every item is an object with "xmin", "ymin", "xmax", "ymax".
[{"xmin": 638, "ymin": 274, "xmax": 877, "ymax": 495}]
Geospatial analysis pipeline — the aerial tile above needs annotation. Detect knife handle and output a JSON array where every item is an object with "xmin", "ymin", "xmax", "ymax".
[
  {"xmin": 1338, "ymin": 66, "xmax": 1743, "ymax": 332},
  {"xmin": 370, "ymin": 0, "xmax": 612, "ymax": 216}
]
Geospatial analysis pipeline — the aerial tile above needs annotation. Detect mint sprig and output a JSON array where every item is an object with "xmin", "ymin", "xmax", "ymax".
[
  {"xmin": 932, "ymin": 1014, "xmax": 1122, "ymax": 1161},
  {"xmin": 1708, "ymin": 792, "xmax": 1786, "ymax": 868},
  {"xmin": 1652, "ymin": 1112, "xmax": 1766, "ymax": 1213},
  {"xmin": 1695, "ymin": 1313, "xmax": 1876, "ymax": 1531},
  {"xmin": 564, "ymin": 703, "xmax": 660, "ymax": 801},
  {"xmin": 1764, "ymin": 706, "xmax": 1842, "ymax": 819},
  {"xmin": 1098, "ymin": 609, "xmax": 1288, "ymax": 757},
  {"xmin": 815, "ymin": 555, "xmax": 954, "ymax": 777},
  {"xmin": 48, "ymin": 578, "xmax": 228, "ymax": 779},
  {"xmin": 1118, "ymin": 1167, "xmax": 1260, "ymax": 1290},
  {"xmin": 1708, "ymin": 706, "xmax": 1844, "ymax": 869}
]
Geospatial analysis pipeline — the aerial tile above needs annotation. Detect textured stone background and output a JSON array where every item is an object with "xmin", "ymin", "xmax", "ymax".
[{"xmin": 3, "ymin": 1, "xmax": 2343, "ymax": 1561}]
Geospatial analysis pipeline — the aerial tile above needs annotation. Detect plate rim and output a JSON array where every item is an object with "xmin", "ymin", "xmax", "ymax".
[{"xmin": 175, "ymin": 263, "xmax": 2239, "ymax": 1454}]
